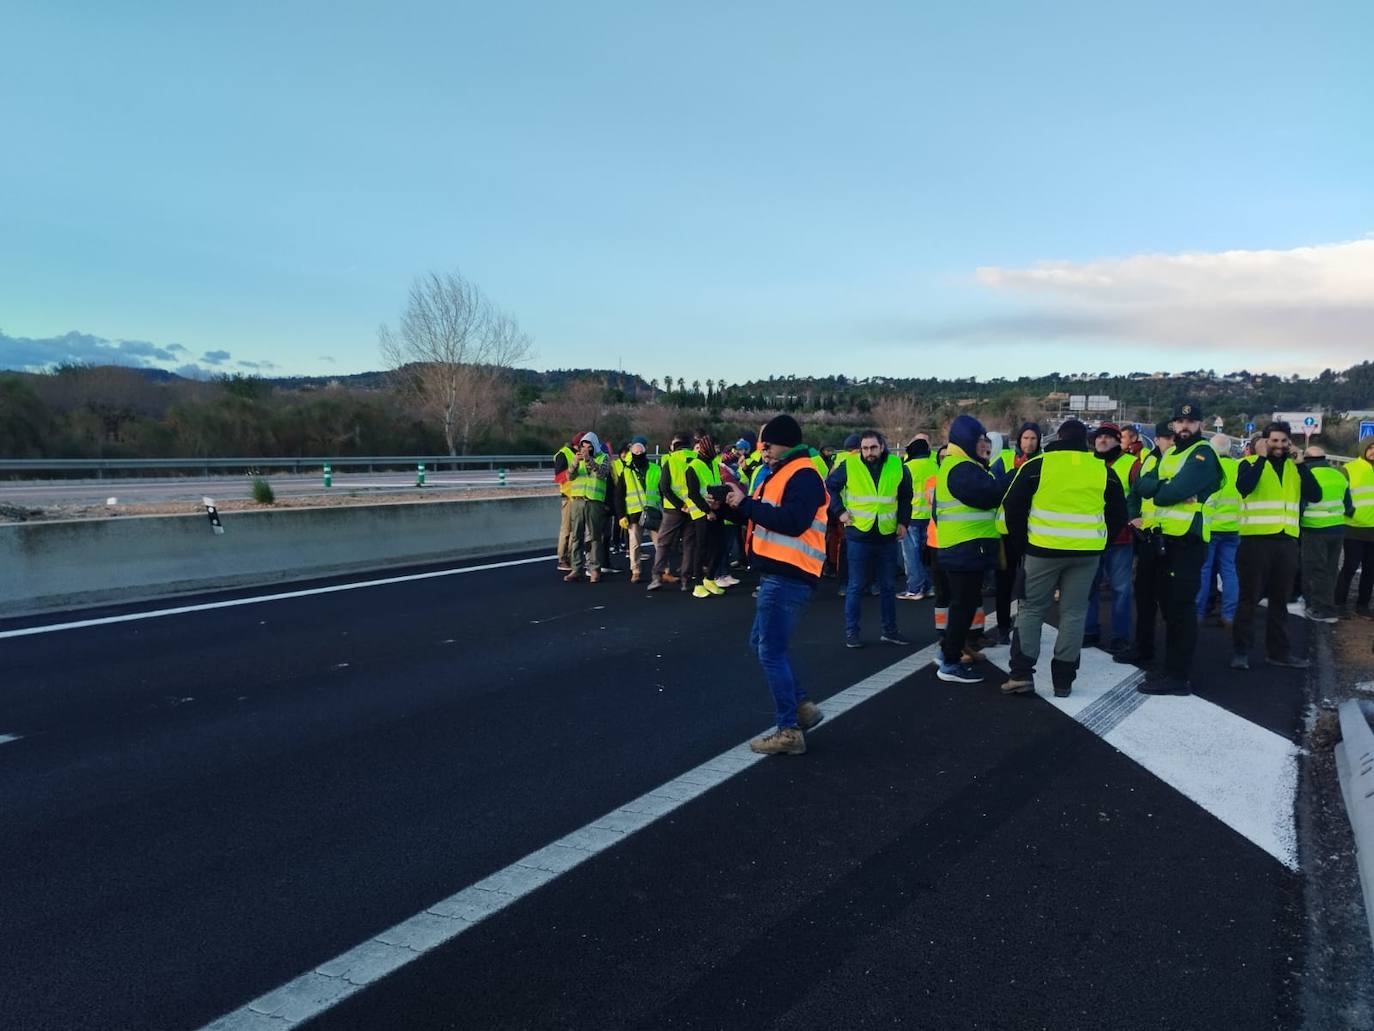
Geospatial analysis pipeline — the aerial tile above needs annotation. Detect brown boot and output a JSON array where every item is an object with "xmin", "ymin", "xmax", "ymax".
[
  {"xmin": 749, "ymin": 727, "xmax": 806, "ymax": 755},
  {"xmin": 661, "ymin": 571, "xmax": 680, "ymax": 584},
  {"xmin": 563, "ymin": 571, "xmax": 582, "ymax": 582},
  {"xmin": 630, "ymin": 570, "xmax": 642, "ymax": 584},
  {"xmin": 588, "ymin": 572, "xmax": 601, "ymax": 584}
]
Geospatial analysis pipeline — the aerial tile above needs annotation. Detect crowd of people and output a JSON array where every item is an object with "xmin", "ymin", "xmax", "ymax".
[{"xmin": 551, "ymin": 410, "xmax": 1374, "ymax": 756}]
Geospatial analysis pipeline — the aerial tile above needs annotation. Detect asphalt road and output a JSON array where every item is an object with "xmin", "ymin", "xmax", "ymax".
[
  {"xmin": 0, "ymin": 548, "xmax": 1317, "ymax": 1030},
  {"xmin": 0, "ymin": 470, "xmax": 550, "ymax": 507}
]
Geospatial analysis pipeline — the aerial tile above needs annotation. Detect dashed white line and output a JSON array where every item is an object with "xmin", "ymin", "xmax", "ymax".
[
  {"xmin": 0, "ymin": 733, "xmax": 22, "ymax": 746},
  {"xmin": 0, "ymin": 555, "xmax": 556, "ymax": 640}
]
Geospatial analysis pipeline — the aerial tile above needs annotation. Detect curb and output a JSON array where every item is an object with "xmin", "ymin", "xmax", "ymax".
[{"xmin": 1335, "ymin": 697, "xmax": 1374, "ymax": 952}]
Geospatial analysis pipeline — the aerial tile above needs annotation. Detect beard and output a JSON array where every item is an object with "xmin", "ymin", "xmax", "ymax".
[{"xmin": 1174, "ymin": 428, "xmax": 1199, "ymax": 448}]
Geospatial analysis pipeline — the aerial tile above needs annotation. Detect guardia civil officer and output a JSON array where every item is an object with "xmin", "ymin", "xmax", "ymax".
[{"xmin": 1132, "ymin": 401, "xmax": 1223, "ymax": 695}]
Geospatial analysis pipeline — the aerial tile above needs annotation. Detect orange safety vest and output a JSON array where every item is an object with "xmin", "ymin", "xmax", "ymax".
[{"xmin": 747, "ymin": 457, "xmax": 828, "ymax": 576}]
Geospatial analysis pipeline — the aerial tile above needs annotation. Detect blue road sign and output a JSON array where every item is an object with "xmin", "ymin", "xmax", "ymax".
[
  {"xmin": 1361, "ymin": 420, "xmax": 1374, "ymax": 441},
  {"xmin": 1303, "ymin": 416, "xmax": 1317, "ymax": 428},
  {"xmin": 1245, "ymin": 422, "xmax": 1256, "ymax": 434}
]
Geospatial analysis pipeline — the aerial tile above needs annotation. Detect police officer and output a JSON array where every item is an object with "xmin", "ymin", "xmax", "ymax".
[{"xmin": 1133, "ymin": 402, "xmax": 1222, "ymax": 695}]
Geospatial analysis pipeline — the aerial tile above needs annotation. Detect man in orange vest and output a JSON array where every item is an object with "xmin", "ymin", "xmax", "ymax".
[{"xmin": 725, "ymin": 414, "xmax": 829, "ymax": 756}]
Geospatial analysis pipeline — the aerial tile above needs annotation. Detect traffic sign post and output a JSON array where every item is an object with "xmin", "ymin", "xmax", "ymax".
[
  {"xmin": 417, "ymin": 463, "xmax": 426, "ymax": 488},
  {"xmin": 1214, "ymin": 416, "xmax": 1224, "ymax": 431},
  {"xmin": 1302, "ymin": 415, "xmax": 1317, "ymax": 441},
  {"xmin": 323, "ymin": 463, "xmax": 332, "ymax": 489}
]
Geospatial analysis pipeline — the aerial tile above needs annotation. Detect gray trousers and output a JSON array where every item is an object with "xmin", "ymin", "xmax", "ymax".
[
  {"xmin": 1301, "ymin": 532, "xmax": 1343, "ymax": 618},
  {"xmin": 1010, "ymin": 552, "xmax": 1101, "ymax": 682},
  {"xmin": 557, "ymin": 495, "xmax": 573, "ymax": 566},
  {"xmin": 567, "ymin": 499, "xmax": 607, "ymax": 575}
]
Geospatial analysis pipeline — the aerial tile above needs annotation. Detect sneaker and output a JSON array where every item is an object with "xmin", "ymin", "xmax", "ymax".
[
  {"xmin": 880, "ymin": 631, "xmax": 913, "ymax": 646},
  {"xmin": 556, "ymin": 563, "xmax": 572, "ymax": 572},
  {"xmin": 1001, "ymin": 675, "xmax": 1035, "ymax": 695},
  {"xmin": 701, "ymin": 578, "xmax": 725, "ymax": 596},
  {"xmin": 1229, "ymin": 653, "xmax": 1249, "ymax": 670},
  {"xmin": 937, "ymin": 662, "xmax": 983, "ymax": 684},
  {"xmin": 563, "ymin": 571, "xmax": 583, "ymax": 582},
  {"xmin": 599, "ymin": 566, "xmax": 615, "ymax": 574},
  {"xmin": 680, "ymin": 578, "xmax": 691, "ymax": 592},
  {"xmin": 692, "ymin": 585, "xmax": 711, "ymax": 599},
  {"xmin": 1303, "ymin": 607, "xmax": 1338, "ymax": 624},
  {"xmin": 797, "ymin": 700, "xmax": 825, "ymax": 730},
  {"xmin": 714, "ymin": 574, "xmax": 740, "ymax": 587},
  {"xmin": 1138, "ymin": 677, "xmax": 1191, "ymax": 696},
  {"xmin": 896, "ymin": 591, "xmax": 921, "ymax": 601},
  {"xmin": 750, "ymin": 727, "xmax": 806, "ymax": 755},
  {"xmin": 646, "ymin": 578, "xmax": 663, "ymax": 591},
  {"xmin": 1265, "ymin": 654, "xmax": 1310, "ymax": 669},
  {"xmin": 845, "ymin": 635, "xmax": 864, "ymax": 649}
]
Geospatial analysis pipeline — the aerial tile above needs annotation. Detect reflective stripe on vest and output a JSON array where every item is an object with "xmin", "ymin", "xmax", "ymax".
[
  {"xmin": 935, "ymin": 452, "xmax": 999, "ymax": 549},
  {"xmin": 1154, "ymin": 441, "xmax": 1211, "ymax": 540},
  {"xmin": 843, "ymin": 452, "xmax": 902, "ymax": 534},
  {"xmin": 682, "ymin": 456, "xmax": 718, "ymax": 520},
  {"xmin": 556, "ymin": 446, "xmax": 577, "ymax": 497},
  {"xmin": 1302, "ymin": 466, "xmax": 1348, "ymax": 529},
  {"xmin": 1240, "ymin": 460, "xmax": 1300, "ymax": 538},
  {"xmin": 905, "ymin": 456, "xmax": 937, "ymax": 519},
  {"xmin": 1205, "ymin": 456, "xmax": 1241, "ymax": 533},
  {"xmin": 1138, "ymin": 453, "xmax": 1159, "ymax": 529},
  {"xmin": 747, "ymin": 457, "xmax": 827, "ymax": 576},
  {"xmin": 664, "ymin": 450, "xmax": 693, "ymax": 511},
  {"xmin": 1347, "ymin": 460, "xmax": 1374, "ymax": 529},
  {"xmin": 994, "ymin": 452, "xmax": 1042, "ymax": 534},
  {"xmin": 1026, "ymin": 450, "xmax": 1109, "ymax": 551},
  {"xmin": 569, "ymin": 453, "xmax": 609, "ymax": 502},
  {"xmin": 623, "ymin": 462, "xmax": 662, "ymax": 515}
]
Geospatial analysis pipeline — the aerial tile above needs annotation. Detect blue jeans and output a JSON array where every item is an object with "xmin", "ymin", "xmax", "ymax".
[
  {"xmin": 846, "ymin": 536, "xmax": 899, "ymax": 637},
  {"xmin": 1084, "ymin": 543, "xmax": 1133, "ymax": 643},
  {"xmin": 1196, "ymin": 531, "xmax": 1239, "ymax": 619},
  {"xmin": 749, "ymin": 574, "xmax": 816, "ymax": 729},
  {"xmin": 900, "ymin": 520, "xmax": 933, "ymax": 594}
]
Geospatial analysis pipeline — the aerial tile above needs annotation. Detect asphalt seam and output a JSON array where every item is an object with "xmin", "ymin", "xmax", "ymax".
[{"xmin": 198, "ymin": 640, "xmax": 943, "ymax": 1031}]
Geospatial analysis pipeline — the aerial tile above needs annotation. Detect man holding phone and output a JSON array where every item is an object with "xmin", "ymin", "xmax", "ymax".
[
  {"xmin": 725, "ymin": 415, "xmax": 828, "ymax": 755},
  {"xmin": 564, "ymin": 431, "xmax": 611, "ymax": 583}
]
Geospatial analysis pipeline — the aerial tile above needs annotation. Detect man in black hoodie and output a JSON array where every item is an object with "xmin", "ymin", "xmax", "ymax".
[{"xmin": 998, "ymin": 420, "xmax": 1127, "ymax": 697}]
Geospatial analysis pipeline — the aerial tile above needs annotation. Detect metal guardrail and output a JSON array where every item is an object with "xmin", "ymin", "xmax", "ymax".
[{"xmin": 0, "ymin": 455, "xmax": 555, "ymax": 478}]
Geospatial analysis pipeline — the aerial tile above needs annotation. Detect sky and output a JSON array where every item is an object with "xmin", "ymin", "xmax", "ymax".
[{"xmin": 2, "ymin": 1, "xmax": 1371, "ymax": 382}]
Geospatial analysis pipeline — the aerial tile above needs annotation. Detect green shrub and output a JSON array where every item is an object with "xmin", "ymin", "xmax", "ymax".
[{"xmin": 251, "ymin": 477, "xmax": 275, "ymax": 504}]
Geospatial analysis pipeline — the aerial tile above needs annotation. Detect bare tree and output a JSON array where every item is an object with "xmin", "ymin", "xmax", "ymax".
[{"xmin": 379, "ymin": 271, "xmax": 534, "ymax": 455}]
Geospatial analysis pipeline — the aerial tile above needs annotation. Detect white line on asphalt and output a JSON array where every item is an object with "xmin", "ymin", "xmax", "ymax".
[
  {"xmin": 1023, "ymin": 626, "xmax": 1300, "ymax": 870},
  {"xmin": 199, "ymin": 641, "xmax": 945, "ymax": 1030},
  {"xmin": 0, "ymin": 734, "xmax": 22, "ymax": 746},
  {"xmin": 0, "ymin": 555, "xmax": 556, "ymax": 640}
]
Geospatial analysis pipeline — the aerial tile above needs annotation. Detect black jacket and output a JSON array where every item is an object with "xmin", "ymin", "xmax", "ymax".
[
  {"xmin": 999, "ymin": 441, "xmax": 1128, "ymax": 557},
  {"xmin": 735, "ymin": 450, "xmax": 828, "ymax": 585}
]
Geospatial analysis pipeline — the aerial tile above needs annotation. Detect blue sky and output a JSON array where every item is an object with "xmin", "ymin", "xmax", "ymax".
[{"xmin": 2, "ymin": 1, "xmax": 1371, "ymax": 381}]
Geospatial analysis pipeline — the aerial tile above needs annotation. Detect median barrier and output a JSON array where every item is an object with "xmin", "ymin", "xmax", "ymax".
[
  {"xmin": 0, "ymin": 495, "xmax": 560, "ymax": 618},
  {"xmin": 1336, "ymin": 698, "xmax": 1374, "ymax": 953}
]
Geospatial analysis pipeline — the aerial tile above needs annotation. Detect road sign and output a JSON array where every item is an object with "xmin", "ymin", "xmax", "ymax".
[
  {"xmin": 1086, "ymin": 395, "xmax": 1115, "ymax": 411},
  {"xmin": 1069, "ymin": 395, "xmax": 1087, "ymax": 411},
  {"xmin": 1213, "ymin": 416, "xmax": 1224, "ymax": 430},
  {"xmin": 1245, "ymin": 422, "xmax": 1256, "ymax": 434},
  {"xmin": 1273, "ymin": 411, "xmax": 1323, "ymax": 435},
  {"xmin": 1362, "ymin": 420, "xmax": 1374, "ymax": 441}
]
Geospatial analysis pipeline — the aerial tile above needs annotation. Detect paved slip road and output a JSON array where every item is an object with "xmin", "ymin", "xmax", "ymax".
[
  {"xmin": 0, "ymin": 471, "xmax": 550, "ymax": 507},
  {"xmin": 0, "ymin": 548, "xmax": 1316, "ymax": 1030}
]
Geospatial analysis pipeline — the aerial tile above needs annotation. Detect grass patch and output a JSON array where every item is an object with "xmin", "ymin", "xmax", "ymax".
[{"xmin": 251, "ymin": 477, "xmax": 276, "ymax": 505}]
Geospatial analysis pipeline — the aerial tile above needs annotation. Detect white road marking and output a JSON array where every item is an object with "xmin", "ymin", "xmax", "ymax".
[
  {"xmin": 199, "ymin": 642, "xmax": 945, "ymax": 1030},
  {"xmin": 0, "ymin": 555, "xmax": 556, "ymax": 640},
  {"xmin": 0, "ymin": 734, "xmax": 22, "ymax": 745},
  {"xmin": 1024, "ymin": 625, "xmax": 1300, "ymax": 870}
]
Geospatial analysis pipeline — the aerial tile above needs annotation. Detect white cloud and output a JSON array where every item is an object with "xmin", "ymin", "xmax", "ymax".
[{"xmin": 968, "ymin": 238, "xmax": 1374, "ymax": 361}]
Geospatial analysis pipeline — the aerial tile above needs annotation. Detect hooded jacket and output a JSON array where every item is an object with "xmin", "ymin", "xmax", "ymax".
[
  {"xmin": 936, "ymin": 415, "xmax": 1007, "ymax": 572},
  {"xmin": 992, "ymin": 421, "xmax": 1042, "ymax": 477},
  {"xmin": 1349, "ymin": 436, "xmax": 1374, "ymax": 542}
]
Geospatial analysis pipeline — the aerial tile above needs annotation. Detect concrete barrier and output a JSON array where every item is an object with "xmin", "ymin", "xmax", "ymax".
[
  {"xmin": 0, "ymin": 495, "xmax": 560, "ymax": 618},
  {"xmin": 1336, "ymin": 698, "xmax": 1374, "ymax": 953}
]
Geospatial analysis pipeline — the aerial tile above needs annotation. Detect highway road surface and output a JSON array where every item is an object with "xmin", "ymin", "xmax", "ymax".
[{"xmin": 0, "ymin": 546, "xmax": 1342, "ymax": 1030}]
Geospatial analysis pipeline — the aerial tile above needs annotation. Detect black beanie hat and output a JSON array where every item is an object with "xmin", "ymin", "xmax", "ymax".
[
  {"xmin": 761, "ymin": 414, "xmax": 803, "ymax": 448},
  {"xmin": 1057, "ymin": 419, "xmax": 1088, "ymax": 447}
]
